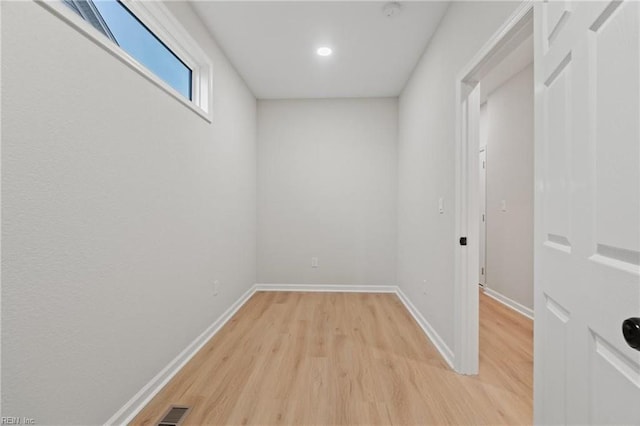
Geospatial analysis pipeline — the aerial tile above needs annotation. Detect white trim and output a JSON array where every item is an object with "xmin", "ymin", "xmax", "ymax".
[
  {"xmin": 458, "ymin": 2, "xmax": 534, "ymax": 86},
  {"xmin": 105, "ymin": 284, "xmax": 456, "ymax": 424},
  {"xmin": 254, "ymin": 283, "xmax": 397, "ymax": 293},
  {"xmin": 0, "ymin": 0, "xmax": 3, "ymax": 414},
  {"xmin": 483, "ymin": 287, "xmax": 534, "ymax": 320},
  {"xmin": 395, "ymin": 288, "xmax": 455, "ymax": 369},
  {"xmin": 454, "ymin": 0, "xmax": 534, "ymax": 376},
  {"xmin": 36, "ymin": 0, "xmax": 213, "ymax": 123},
  {"xmin": 255, "ymin": 284, "xmax": 454, "ymax": 368},
  {"xmin": 104, "ymin": 285, "xmax": 257, "ymax": 426}
]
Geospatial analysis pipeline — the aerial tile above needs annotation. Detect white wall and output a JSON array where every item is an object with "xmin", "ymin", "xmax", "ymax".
[
  {"xmin": 397, "ymin": 1, "xmax": 520, "ymax": 350},
  {"xmin": 479, "ymin": 102, "xmax": 489, "ymax": 284},
  {"xmin": 480, "ymin": 102, "xmax": 489, "ymax": 150},
  {"xmin": 484, "ymin": 64, "xmax": 534, "ymax": 310},
  {"xmin": 1, "ymin": 2, "xmax": 256, "ymax": 423},
  {"xmin": 257, "ymin": 98, "xmax": 397, "ymax": 285}
]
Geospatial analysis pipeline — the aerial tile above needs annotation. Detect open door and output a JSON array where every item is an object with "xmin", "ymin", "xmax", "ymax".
[{"xmin": 534, "ymin": 1, "xmax": 640, "ymax": 424}]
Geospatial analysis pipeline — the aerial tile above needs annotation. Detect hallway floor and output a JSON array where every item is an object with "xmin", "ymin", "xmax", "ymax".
[{"xmin": 132, "ymin": 291, "xmax": 533, "ymax": 425}]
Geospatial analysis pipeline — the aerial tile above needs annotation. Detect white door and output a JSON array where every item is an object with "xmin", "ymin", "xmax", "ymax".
[
  {"xmin": 479, "ymin": 149, "xmax": 487, "ymax": 286},
  {"xmin": 534, "ymin": 1, "xmax": 640, "ymax": 424}
]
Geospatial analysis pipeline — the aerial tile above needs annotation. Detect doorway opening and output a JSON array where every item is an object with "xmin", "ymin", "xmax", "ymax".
[
  {"xmin": 453, "ymin": 0, "xmax": 534, "ymax": 377},
  {"xmin": 475, "ymin": 34, "xmax": 535, "ymax": 419},
  {"xmin": 478, "ymin": 38, "xmax": 534, "ymax": 319}
]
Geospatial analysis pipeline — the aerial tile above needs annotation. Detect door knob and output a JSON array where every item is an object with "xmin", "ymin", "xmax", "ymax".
[{"xmin": 622, "ymin": 318, "xmax": 640, "ymax": 351}]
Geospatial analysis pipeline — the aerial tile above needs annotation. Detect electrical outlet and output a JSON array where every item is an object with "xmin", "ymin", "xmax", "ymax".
[
  {"xmin": 311, "ymin": 257, "xmax": 319, "ymax": 268},
  {"xmin": 423, "ymin": 279, "xmax": 428, "ymax": 295},
  {"xmin": 213, "ymin": 280, "xmax": 220, "ymax": 296}
]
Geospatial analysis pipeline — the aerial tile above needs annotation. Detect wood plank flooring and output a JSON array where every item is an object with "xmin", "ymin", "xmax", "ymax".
[{"xmin": 131, "ymin": 291, "xmax": 532, "ymax": 425}]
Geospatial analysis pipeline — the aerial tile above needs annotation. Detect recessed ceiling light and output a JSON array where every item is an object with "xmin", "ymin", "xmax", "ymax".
[{"xmin": 317, "ymin": 47, "xmax": 333, "ymax": 57}]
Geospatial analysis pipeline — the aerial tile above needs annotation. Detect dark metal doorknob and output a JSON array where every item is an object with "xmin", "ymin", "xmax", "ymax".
[{"xmin": 622, "ymin": 318, "xmax": 640, "ymax": 351}]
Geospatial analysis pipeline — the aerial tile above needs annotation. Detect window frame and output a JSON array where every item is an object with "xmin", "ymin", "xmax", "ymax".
[{"xmin": 37, "ymin": 0, "xmax": 213, "ymax": 122}]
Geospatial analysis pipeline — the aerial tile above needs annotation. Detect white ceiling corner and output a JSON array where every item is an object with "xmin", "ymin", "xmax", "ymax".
[{"xmin": 190, "ymin": 1, "xmax": 450, "ymax": 99}]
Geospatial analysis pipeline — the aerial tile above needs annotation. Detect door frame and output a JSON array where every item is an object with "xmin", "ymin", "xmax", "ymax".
[
  {"xmin": 479, "ymin": 146, "xmax": 487, "ymax": 287},
  {"xmin": 453, "ymin": 0, "xmax": 534, "ymax": 375}
]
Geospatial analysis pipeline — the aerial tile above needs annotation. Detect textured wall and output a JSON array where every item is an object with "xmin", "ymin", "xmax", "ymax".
[
  {"xmin": 257, "ymin": 98, "xmax": 398, "ymax": 285},
  {"xmin": 484, "ymin": 64, "xmax": 534, "ymax": 310},
  {"xmin": 397, "ymin": 1, "xmax": 520, "ymax": 349},
  {"xmin": 1, "ymin": 2, "xmax": 256, "ymax": 423}
]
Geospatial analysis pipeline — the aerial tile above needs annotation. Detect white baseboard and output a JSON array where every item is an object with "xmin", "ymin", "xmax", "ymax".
[
  {"xmin": 254, "ymin": 283, "xmax": 397, "ymax": 293},
  {"xmin": 395, "ymin": 288, "xmax": 455, "ymax": 369},
  {"xmin": 483, "ymin": 287, "xmax": 534, "ymax": 320},
  {"xmin": 104, "ymin": 285, "xmax": 258, "ymax": 425},
  {"xmin": 106, "ymin": 283, "xmax": 457, "ymax": 424}
]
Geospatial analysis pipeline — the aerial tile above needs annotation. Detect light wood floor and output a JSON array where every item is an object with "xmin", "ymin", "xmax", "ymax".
[{"xmin": 132, "ymin": 291, "xmax": 532, "ymax": 425}]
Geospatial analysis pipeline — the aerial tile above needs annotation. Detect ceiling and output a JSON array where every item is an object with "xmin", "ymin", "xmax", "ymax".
[{"xmin": 191, "ymin": 1, "xmax": 450, "ymax": 99}]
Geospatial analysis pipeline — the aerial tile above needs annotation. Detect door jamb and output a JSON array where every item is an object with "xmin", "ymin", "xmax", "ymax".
[
  {"xmin": 479, "ymin": 146, "xmax": 487, "ymax": 287},
  {"xmin": 453, "ymin": 0, "xmax": 534, "ymax": 375}
]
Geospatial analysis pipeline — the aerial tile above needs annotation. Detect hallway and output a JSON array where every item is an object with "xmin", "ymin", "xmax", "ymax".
[{"xmin": 132, "ymin": 291, "xmax": 533, "ymax": 425}]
